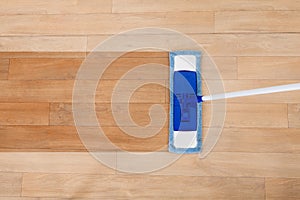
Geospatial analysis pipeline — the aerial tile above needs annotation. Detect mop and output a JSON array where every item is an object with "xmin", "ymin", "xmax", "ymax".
[{"xmin": 169, "ymin": 50, "xmax": 300, "ymax": 154}]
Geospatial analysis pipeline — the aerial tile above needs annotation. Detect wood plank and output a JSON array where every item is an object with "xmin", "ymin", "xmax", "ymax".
[
  {"xmin": 9, "ymin": 58, "xmax": 83, "ymax": 80},
  {"xmin": 0, "ymin": 103, "xmax": 49, "ymax": 125},
  {"xmin": 50, "ymin": 103, "xmax": 168, "ymax": 127},
  {"xmin": 82, "ymin": 51, "xmax": 169, "ymax": 58},
  {"xmin": 0, "ymin": 37, "xmax": 86, "ymax": 52},
  {"xmin": 96, "ymin": 79, "xmax": 166, "ymax": 103},
  {"xmin": 193, "ymin": 33, "xmax": 300, "ymax": 56},
  {"xmin": 97, "ymin": 57, "xmax": 168, "ymax": 80},
  {"xmin": 50, "ymin": 103, "xmax": 73, "ymax": 125},
  {"xmin": 1, "ymin": 52, "xmax": 165, "ymax": 59},
  {"xmin": 0, "ymin": 152, "xmax": 115, "ymax": 174},
  {"xmin": 0, "ymin": 173, "xmax": 22, "ymax": 196},
  {"xmin": 0, "ymin": 35, "xmax": 298, "ymax": 57},
  {"xmin": 9, "ymin": 57, "xmax": 168, "ymax": 80},
  {"xmin": 52, "ymin": 102, "xmax": 287, "ymax": 128},
  {"xmin": 212, "ymin": 128, "xmax": 300, "ymax": 153},
  {"xmin": 99, "ymin": 127, "xmax": 300, "ymax": 153},
  {"xmin": 0, "ymin": 80, "xmax": 165, "ymax": 103},
  {"xmin": 0, "ymin": 126, "xmax": 85, "ymax": 151},
  {"xmin": 110, "ymin": 126, "xmax": 300, "ymax": 153},
  {"xmin": 203, "ymin": 103, "xmax": 288, "ymax": 128},
  {"xmin": 52, "ymin": 102, "xmax": 168, "ymax": 150},
  {"xmin": 0, "ymin": 80, "xmax": 73, "ymax": 102},
  {"xmin": 202, "ymin": 80, "xmax": 300, "ymax": 103},
  {"xmin": 53, "ymin": 102, "xmax": 288, "ymax": 128},
  {"xmin": 150, "ymin": 152, "xmax": 300, "ymax": 178},
  {"xmin": 216, "ymin": 11, "xmax": 300, "ymax": 33},
  {"xmin": 8, "ymin": 56, "xmax": 237, "ymax": 80},
  {"xmin": 0, "ymin": 13, "xmax": 214, "ymax": 36},
  {"xmin": 83, "ymin": 54, "xmax": 236, "ymax": 80},
  {"xmin": 1, "ymin": 125, "xmax": 298, "ymax": 153},
  {"xmin": 103, "ymin": 103, "xmax": 168, "ymax": 127},
  {"xmin": 0, "ymin": 59, "xmax": 9, "ymax": 79},
  {"xmin": 238, "ymin": 57, "xmax": 300, "ymax": 80},
  {"xmin": 0, "ymin": 125, "xmax": 167, "ymax": 152},
  {"xmin": 265, "ymin": 178, "xmax": 300, "ymax": 200},
  {"xmin": 102, "ymin": 127, "xmax": 168, "ymax": 152},
  {"xmin": 0, "ymin": 0, "xmax": 111, "ymax": 14},
  {"xmin": 202, "ymin": 56, "xmax": 237, "ymax": 79},
  {"xmin": 0, "ymin": 198, "xmax": 37, "ymax": 200},
  {"xmin": 86, "ymin": 55, "xmax": 294, "ymax": 83},
  {"xmin": 288, "ymin": 104, "xmax": 300, "ymax": 128},
  {"xmin": 0, "ymin": 198, "xmax": 84, "ymax": 200},
  {"xmin": 113, "ymin": 0, "xmax": 300, "ymax": 12},
  {"xmin": 22, "ymin": 173, "xmax": 264, "ymax": 199},
  {"xmin": 0, "ymin": 52, "xmax": 86, "ymax": 58},
  {"xmin": 87, "ymin": 34, "xmax": 208, "ymax": 53},
  {"xmin": 88, "ymin": 34, "xmax": 300, "ymax": 56}
]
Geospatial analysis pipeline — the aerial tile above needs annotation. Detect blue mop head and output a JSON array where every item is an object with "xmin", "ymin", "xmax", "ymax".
[{"xmin": 169, "ymin": 50, "xmax": 202, "ymax": 154}]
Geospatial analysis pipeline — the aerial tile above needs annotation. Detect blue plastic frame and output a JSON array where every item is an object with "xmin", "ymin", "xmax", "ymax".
[{"xmin": 169, "ymin": 50, "xmax": 202, "ymax": 154}]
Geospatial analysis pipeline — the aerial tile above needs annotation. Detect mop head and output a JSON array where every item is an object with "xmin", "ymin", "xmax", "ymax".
[{"xmin": 169, "ymin": 50, "xmax": 202, "ymax": 154}]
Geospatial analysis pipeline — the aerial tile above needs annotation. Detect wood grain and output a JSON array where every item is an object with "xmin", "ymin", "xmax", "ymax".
[
  {"xmin": 113, "ymin": 0, "xmax": 300, "ymax": 12},
  {"xmin": 61, "ymin": 126, "xmax": 293, "ymax": 153},
  {"xmin": 238, "ymin": 56, "xmax": 300, "ymax": 80},
  {"xmin": 0, "ymin": 198, "xmax": 37, "ymax": 200},
  {"xmin": 88, "ymin": 34, "xmax": 300, "ymax": 56},
  {"xmin": 0, "ymin": 126, "xmax": 85, "ymax": 151},
  {"xmin": 50, "ymin": 103, "xmax": 168, "ymax": 151},
  {"xmin": 212, "ymin": 128, "xmax": 300, "ymax": 153},
  {"xmin": 0, "ymin": 0, "xmax": 299, "ymax": 198},
  {"xmin": 96, "ymin": 80, "xmax": 166, "ymax": 103},
  {"xmin": 0, "ymin": 80, "xmax": 73, "ymax": 102},
  {"xmin": 50, "ymin": 103, "xmax": 73, "ymax": 126},
  {"xmin": 0, "ymin": 80, "xmax": 165, "ymax": 103},
  {"xmin": 0, "ymin": 59, "xmax": 9, "ymax": 79},
  {"xmin": 195, "ymin": 33, "xmax": 300, "ymax": 56},
  {"xmin": 0, "ymin": 103, "xmax": 49, "ymax": 125},
  {"xmin": 51, "ymin": 102, "xmax": 288, "ymax": 128},
  {"xmin": 203, "ymin": 103, "xmax": 288, "ymax": 128},
  {"xmin": 22, "ymin": 173, "xmax": 264, "ymax": 199},
  {"xmin": 0, "ymin": 37, "xmax": 86, "ymax": 52},
  {"xmin": 0, "ymin": 13, "xmax": 214, "ymax": 36},
  {"xmin": 288, "ymin": 104, "xmax": 300, "ymax": 128},
  {"xmin": 99, "ymin": 57, "xmax": 169, "ymax": 80},
  {"xmin": 8, "ymin": 56, "xmax": 237, "ymax": 80},
  {"xmin": 1, "ymin": 125, "xmax": 299, "ymax": 153},
  {"xmin": 216, "ymin": 11, "xmax": 300, "ymax": 33},
  {"xmin": 202, "ymin": 56, "xmax": 237, "ymax": 79},
  {"xmin": 265, "ymin": 178, "xmax": 300, "ymax": 200},
  {"xmin": 101, "ymin": 127, "xmax": 168, "ymax": 152},
  {"xmin": 9, "ymin": 57, "xmax": 168, "ymax": 80},
  {"xmin": 0, "ymin": 152, "xmax": 297, "ymax": 179},
  {"xmin": 50, "ymin": 103, "xmax": 168, "ymax": 127},
  {"xmin": 0, "ymin": 0, "xmax": 111, "ymax": 14},
  {"xmin": 9, "ymin": 58, "xmax": 83, "ymax": 80},
  {"xmin": 0, "ymin": 125, "xmax": 167, "ymax": 152},
  {"xmin": 0, "ymin": 173, "xmax": 22, "ymax": 196},
  {"xmin": 152, "ymin": 152, "xmax": 300, "ymax": 178},
  {"xmin": 0, "ymin": 52, "xmax": 86, "ymax": 59},
  {"xmin": 0, "ymin": 152, "xmax": 115, "ymax": 174}
]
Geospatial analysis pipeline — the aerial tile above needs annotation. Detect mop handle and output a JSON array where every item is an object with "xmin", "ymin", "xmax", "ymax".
[{"xmin": 200, "ymin": 83, "xmax": 300, "ymax": 102}]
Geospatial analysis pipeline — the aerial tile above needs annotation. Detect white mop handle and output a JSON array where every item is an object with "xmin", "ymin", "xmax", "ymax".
[{"xmin": 202, "ymin": 83, "xmax": 300, "ymax": 102}]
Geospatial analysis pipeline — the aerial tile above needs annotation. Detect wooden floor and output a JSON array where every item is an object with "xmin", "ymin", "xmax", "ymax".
[{"xmin": 0, "ymin": 0, "xmax": 300, "ymax": 199}]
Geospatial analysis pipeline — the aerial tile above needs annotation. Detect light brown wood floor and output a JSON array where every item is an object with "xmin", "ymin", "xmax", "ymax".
[{"xmin": 0, "ymin": 0, "xmax": 300, "ymax": 199}]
